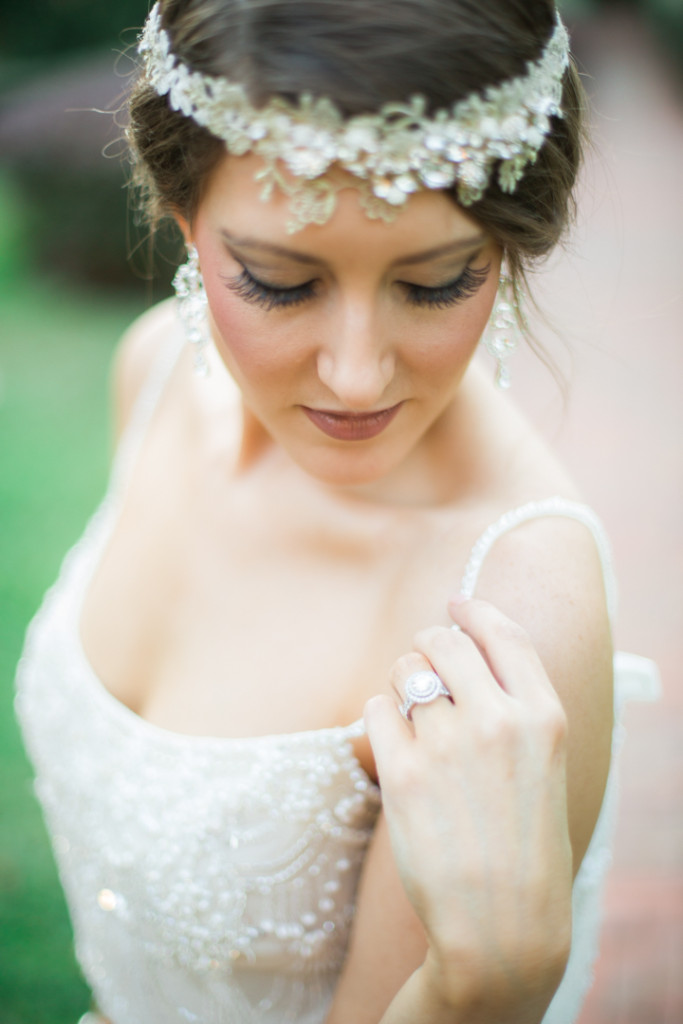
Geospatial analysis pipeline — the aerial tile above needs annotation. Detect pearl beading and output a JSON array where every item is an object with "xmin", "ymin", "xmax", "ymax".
[
  {"xmin": 17, "ymin": 548, "xmax": 380, "ymax": 979},
  {"xmin": 459, "ymin": 496, "xmax": 618, "ymax": 627}
]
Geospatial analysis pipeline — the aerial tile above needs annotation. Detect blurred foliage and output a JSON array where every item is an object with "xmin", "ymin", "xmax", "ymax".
[
  {"xmin": 0, "ymin": 0, "xmax": 180, "ymax": 292},
  {"xmin": 0, "ymin": 156, "xmax": 180, "ymax": 295},
  {"xmin": 0, "ymin": 173, "xmax": 31, "ymax": 284},
  {"xmin": 2, "ymin": 159, "xmax": 182, "ymax": 295},
  {"xmin": 565, "ymin": 0, "xmax": 683, "ymax": 61},
  {"xmin": 1, "ymin": 0, "xmax": 150, "ymax": 61}
]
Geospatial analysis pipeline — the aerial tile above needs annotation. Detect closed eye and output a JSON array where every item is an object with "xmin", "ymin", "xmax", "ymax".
[
  {"xmin": 223, "ymin": 261, "xmax": 491, "ymax": 312},
  {"xmin": 401, "ymin": 263, "xmax": 491, "ymax": 309},
  {"xmin": 223, "ymin": 266, "xmax": 317, "ymax": 310}
]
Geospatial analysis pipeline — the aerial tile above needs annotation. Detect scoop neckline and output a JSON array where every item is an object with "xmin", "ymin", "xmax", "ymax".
[
  {"xmin": 68, "ymin": 490, "xmax": 597, "ymax": 753},
  {"xmin": 61, "ymin": 498, "xmax": 374, "ymax": 799}
]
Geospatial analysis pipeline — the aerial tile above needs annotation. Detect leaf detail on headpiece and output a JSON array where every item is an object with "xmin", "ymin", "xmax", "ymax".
[{"xmin": 138, "ymin": 3, "xmax": 570, "ymax": 230}]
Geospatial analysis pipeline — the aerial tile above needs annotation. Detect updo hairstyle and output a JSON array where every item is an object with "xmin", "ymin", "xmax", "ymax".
[{"xmin": 128, "ymin": 0, "xmax": 586, "ymax": 290}]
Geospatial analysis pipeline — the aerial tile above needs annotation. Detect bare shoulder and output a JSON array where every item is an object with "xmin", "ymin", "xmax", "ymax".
[
  {"xmin": 111, "ymin": 297, "xmax": 183, "ymax": 441},
  {"xmin": 458, "ymin": 375, "xmax": 612, "ymax": 670},
  {"xmin": 474, "ymin": 510, "xmax": 614, "ymax": 868},
  {"xmin": 473, "ymin": 510, "xmax": 612, "ymax": 669}
]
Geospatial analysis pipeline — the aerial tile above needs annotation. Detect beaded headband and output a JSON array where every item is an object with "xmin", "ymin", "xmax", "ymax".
[{"xmin": 138, "ymin": 2, "xmax": 570, "ymax": 232}]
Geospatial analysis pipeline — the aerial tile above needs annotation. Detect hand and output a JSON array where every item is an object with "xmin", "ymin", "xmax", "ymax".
[{"xmin": 364, "ymin": 598, "xmax": 573, "ymax": 1023}]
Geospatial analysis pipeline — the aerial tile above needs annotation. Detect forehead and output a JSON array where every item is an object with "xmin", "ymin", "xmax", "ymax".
[{"xmin": 196, "ymin": 152, "xmax": 489, "ymax": 262}]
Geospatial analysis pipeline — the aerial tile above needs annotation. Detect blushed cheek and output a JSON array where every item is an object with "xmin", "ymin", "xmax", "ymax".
[
  {"xmin": 447, "ymin": 284, "xmax": 497, "ymax": 369},
  {"xmin": 203, "ymin": 278, "xmax": 269, "ymax": 381},
  {"xmin": 412, "ymin": 302, "xmax": 491, "ymax": 381}
]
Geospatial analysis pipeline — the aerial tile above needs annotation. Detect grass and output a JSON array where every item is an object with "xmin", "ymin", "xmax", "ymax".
[{"xmin": 0, "ymin": 275, "xmax": 146, "ymax": 1022}]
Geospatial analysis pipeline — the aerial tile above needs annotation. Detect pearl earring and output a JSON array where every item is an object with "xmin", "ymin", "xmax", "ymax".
[{"xmin": 173, "ymin": 244, "xmax": 211, "ymax": 376}]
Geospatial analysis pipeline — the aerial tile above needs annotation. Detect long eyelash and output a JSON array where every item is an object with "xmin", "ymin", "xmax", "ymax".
[
  {"xmin": 224, "ymin": 267, "xmax": 316, "ymax": 311},
  {"xmin": 225, "ymin": 261, "xmax": 491, "ymax": 312},
  {"xmin": 404, "ymin": 263, "xmax": 491, "ymax": 309}
]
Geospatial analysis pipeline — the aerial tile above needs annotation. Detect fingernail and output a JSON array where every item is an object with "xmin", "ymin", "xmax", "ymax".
[{"xmin": 449, "ymin": 593, "xmax": 469, "ymax": 606}]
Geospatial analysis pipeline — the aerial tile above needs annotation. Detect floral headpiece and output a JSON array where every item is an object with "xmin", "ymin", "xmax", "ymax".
[{"xmin": 138, "ymin": 2, "xmax": 570, "ymax": 232}]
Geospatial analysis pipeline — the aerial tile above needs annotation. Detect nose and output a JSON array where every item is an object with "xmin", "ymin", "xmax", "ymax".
[{"xmin": 316, "ymin": 300, "xmax": 395, "ymax": 410}]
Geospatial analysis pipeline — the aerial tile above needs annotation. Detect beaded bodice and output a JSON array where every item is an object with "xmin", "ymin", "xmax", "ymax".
[
  {"xmin": 16, "ymin": 498, "xmax": 381, "ymax": 1022},
  {"xmin": 15, "ymin": 341, "xmax": 660, "ymax": 1024},
  {"xmin": 18, "ymin": 560, "xmax": 378, "ymax": 1022}
]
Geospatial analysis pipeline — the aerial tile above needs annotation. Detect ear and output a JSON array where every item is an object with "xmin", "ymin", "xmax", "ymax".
[{"xmin": 173, "ymin": 212, "xmax": 193, "ymax": 247}]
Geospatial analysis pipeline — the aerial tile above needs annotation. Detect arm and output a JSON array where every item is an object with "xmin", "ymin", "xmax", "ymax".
[
  {"xmin": 367, "ymin": 599, "xmax": 574, "ymax": 1024},
  {"xmin": 325, "ymin": 519, "xmax": 613, "ymax": 1024}
]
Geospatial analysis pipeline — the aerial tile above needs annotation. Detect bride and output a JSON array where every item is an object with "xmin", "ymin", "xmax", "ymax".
[{"xmin": 15, "ymin": 1, "xmax": 658, "ymax": 1021}]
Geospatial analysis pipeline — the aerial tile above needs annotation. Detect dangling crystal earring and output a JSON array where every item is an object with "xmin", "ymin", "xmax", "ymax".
[
  {"xmin": 482, "ymin": 270, "xmax": 522, "ymax": 390},
  {"xmin": 173, "ymin": 244, "xmax": 211, "ymax": 376}
]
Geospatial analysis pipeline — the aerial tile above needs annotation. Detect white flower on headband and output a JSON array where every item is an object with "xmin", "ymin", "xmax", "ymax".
[{"xmin": 138, "ymin": 2, "xmax": 570, "ymax": 231}]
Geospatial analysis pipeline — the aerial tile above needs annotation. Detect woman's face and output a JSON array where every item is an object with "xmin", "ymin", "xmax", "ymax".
[{"xmin": 185, "ymin": 153, "xmax": 502, "ymax": 489}]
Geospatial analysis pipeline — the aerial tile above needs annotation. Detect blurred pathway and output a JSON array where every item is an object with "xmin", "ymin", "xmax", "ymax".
[{"xmin": 509, "ymin": 10, "xmax": 683, "ymax": 1022}]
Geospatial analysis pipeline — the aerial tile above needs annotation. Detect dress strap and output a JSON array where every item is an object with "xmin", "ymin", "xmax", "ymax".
[
  {"xmin": 108, "ymin": 327, "xmax": 185, "ymax": 500},
  {"xmin": 459, "ymin": 497, "xmax": 618, "ymax": 629}
]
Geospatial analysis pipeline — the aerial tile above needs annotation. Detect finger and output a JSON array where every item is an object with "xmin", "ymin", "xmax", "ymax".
[
  {"xmin": 448, "ymin": 596, "xmax": 554, "ymax": 700},
  {"xmin": 388, "ymin": 651, "xmax": 432, "ymax": 701},
  {"xmin": 412, "ymin": 623, "xmax": 505, "ymax": 707},
  {"xmin": 364, "ymin": 694, "xmax": 413, "ymax": 779},
  {"xmin": 390, "ymin": 651, "xmax": 456, "ymax": 724}
]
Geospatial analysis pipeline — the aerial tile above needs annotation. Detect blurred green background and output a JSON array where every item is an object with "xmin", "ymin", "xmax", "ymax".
[
  {"xmin": 1, "ymin": 5, "xmax": 153, "ymax": 1020},
  {"xmin": 0, "ymin": 1, "xmax": 681, "ymax": 1021}
]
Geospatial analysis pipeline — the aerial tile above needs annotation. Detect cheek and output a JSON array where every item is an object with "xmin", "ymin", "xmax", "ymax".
[
  {"xmin": 407, "ymin": 298, "xmax": 493, "ymax": 380},
  {"xmin": 455, "ymin": 296, "xmax": 494, "ymax": 357},
  {"xmin": 194, "ymin": 238, "xmax": 287, "ymax": 383},
  {"xmin": 204, "ymin": 281, "xmax": 254, "ymax": 363},
  {"xmin": 202, "ymin": 273, "xmax": 289, "ymax": 387}
]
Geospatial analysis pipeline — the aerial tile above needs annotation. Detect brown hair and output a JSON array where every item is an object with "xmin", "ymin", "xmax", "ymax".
[{"xmin": 128, "ymin": 0, "xmax": 586, "ymax": 291}]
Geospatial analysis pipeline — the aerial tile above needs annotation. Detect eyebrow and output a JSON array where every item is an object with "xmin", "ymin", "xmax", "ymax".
[{"xmin": 220, "ymin": 229, "xmax": 486, "ymax": 268}]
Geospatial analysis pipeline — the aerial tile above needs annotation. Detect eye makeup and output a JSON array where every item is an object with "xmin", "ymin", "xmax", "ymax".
[
  {"xmin": 222, "ymin": 259, "xmax": 491, "ymax": 312},
  {"xmin": 399, "ymin": 263, "xmax": 490, "ymax": 309}
]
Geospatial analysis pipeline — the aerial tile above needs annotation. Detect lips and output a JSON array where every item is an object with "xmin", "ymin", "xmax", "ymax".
[{"xmin": 302, "ymin": 402, "xmax": 403, "ymax": 441}]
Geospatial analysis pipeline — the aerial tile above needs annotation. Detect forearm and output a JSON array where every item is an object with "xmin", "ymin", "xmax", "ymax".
[{"xmin": 377, "ymin": 950, "xmax": 562, "ymax": 1024}]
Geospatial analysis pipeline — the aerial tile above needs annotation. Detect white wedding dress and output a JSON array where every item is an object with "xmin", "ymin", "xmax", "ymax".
[{"xmin": 15, "ymin": 339, "xmax": 659, "ymax": 1024}]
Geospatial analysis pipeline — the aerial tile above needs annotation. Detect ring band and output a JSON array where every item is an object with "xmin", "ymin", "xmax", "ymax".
[{"xmin": 399, "ymin": 669, "xmax": 452, "ymax": 721}]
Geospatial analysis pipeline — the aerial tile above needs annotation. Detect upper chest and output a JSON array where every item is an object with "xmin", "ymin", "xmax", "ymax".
[{"xmin": 79, "ymin": 420, "xmax": 472, "ymax": 748}]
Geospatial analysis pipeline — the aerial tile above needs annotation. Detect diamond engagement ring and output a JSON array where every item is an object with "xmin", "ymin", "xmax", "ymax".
[{"xmin": 399, "ymin": 670, "xmax": 452, "ymax": 721}]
